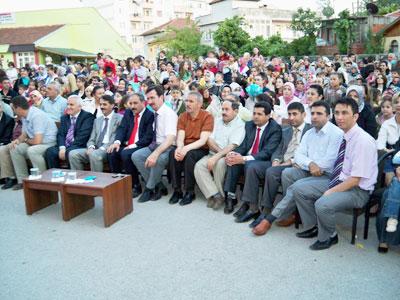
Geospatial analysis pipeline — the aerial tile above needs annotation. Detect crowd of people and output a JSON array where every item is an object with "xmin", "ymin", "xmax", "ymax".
[{"xmin": 0, "ymin": 48, "xmax": 400, "ymax": 252}]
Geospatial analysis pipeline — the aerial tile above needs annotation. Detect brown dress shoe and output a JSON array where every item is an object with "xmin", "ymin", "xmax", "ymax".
[
  {"xmin": 276, "ymin": 214, "xmax": 296, "ymax": 227},
  {"xmin": 212, "ymin": 195, "xmax": 225, "ymax": 210},
  {"xmin": 252, "ymin": 219, "xmax": 272, "ymax": 236},
  {"xmin": 12, "ymin": 183, "xmax": 23, "ymax": 191},
  {"xmin": 207, "ymin": 198, "xmax": 215, "ymax": 208}
]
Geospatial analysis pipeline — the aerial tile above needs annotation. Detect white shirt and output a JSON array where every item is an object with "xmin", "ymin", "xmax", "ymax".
[
  {"xmin": 82, "ymin": 98, "xmax": 96, "ymax": 114},
  {"xmin": 210, "ymin": 115, "xmax": 245, "ymax": 155},
  {"xmin": 155, "ymin": 103, "xmax": 178, "ymax": 145},
  {"xmin": 376, "ymin": 116, "xmax": 400, "ymax": 150},
  {"xmin": 245, "ymin": 122, "xmax": 268, "ymax": 160},
  {"xmin": 294, "ymin": 121, "xmax": 343, "ymax": 173},
  {"xmin": 274, "ymin": 96, "xmax": 302, "ymax": 125}
]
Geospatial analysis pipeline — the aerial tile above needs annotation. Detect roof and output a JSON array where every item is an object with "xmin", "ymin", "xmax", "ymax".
[
  {"xmin": 210, "ymin": 0, "xmax": 260, "ymax": 4},
  {"xmin": 385, "ymin": 9, "xmax": 400, "ymax": 18},
  {"xmin": 36, "ymin": 46, "xmax": 96, "ymax": 58},
  {"xmin": 0, "ymin": 25, "xmax": 63, "ymax": 45},
  {"xmin": 379, "ymin": 16, "xmax": 400, "ymax": 35},
  {"xmin": 141, "ymin": 18, "xmax": 193, "ymax": 36}
]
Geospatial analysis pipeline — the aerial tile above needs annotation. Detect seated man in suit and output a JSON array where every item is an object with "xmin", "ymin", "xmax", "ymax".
[
  {"xmin": 295, "ymin": 97, "xmax": 378, "ymax": 250},
  {"xmin": 0, "ymin": 101, "xmax": 15, "ymax": 188},
  {"xmin": 252, "ymin": 101, "xmax": 343, "ymax": 236},
  {"xmin": 248, "ymin": 102, "xmax": 311, "ymax": 228},
  {"xmin": 169, "ymin": 91, "xmax": 214, "ymax": 206},
  {"xmin": 69, "ymin": 95, "xmax": 122, "ymax": 172},
  {"xmin": 9, "ymin": 96, "xmax": 58, "ymax": 190},
  {"xmin": 107, "ymin": 93, "xmax": 154, "ymax": 197},
  {"xmin": 194, "ymin": 99, "xmax": 245, "ymax": 211},
  {"xmin": 45, "ymin": 95, "xmax": 95, "ymax": 169},
  {"xmin": 225, "ymin": 102, "xmax": 282, "ymax": 222},
  {"xmin": 132, "ymin": 85, "xmax": 178, "ymax": 203}
]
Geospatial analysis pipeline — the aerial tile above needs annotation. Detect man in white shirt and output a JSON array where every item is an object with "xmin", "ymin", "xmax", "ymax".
[
  {"xmin": 132, "ymin": 85, "xmax": 178, "ymax": 202},
  {"xmin": 69, "ymin": 95, "xmax": 122, "ymax": 172},
  {"xmin": 194, "ymin": 100, "xmax": 245, "ymax": 211}
]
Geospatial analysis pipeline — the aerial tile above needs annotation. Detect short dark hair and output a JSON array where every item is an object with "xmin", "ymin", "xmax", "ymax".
[
  {"xmin": 92, "ymin": 85, "xmax": 104, "ymax": 96},
  {"xmin": 256, "ymin": 93, "xmax": 273, "ymax": 108},
  {"xmin": 334, "ymin": 97, "xmax": 359, "ymax": 115},
  {"xmin": 310, "ymin": 100, "xmax": 330, "ymax": 115},
  {"xmin": 146, "ymin": 85, "xmax": 164, "ymax": 97},
  {"xmin": 132, "ymin": 92, "xmax": 145, "ymax": 102},
  {"xmin": 308, "ymin": 84, "xmax": 324, "ymax": 97},
  {"xmin": 287, "ymin": 102, "xmax": 305, "ymax": 113},
  {"xmin": 223, "ymin": 99, "xmax": 240, "ymax": 110},
  {"xmin": 1, "ymin": 77, "xmax": 9, "ymax": 83},
  {"xmin": 11, "ymin": 96, "xmax": 29, "ymax": 110},
  {"xmin": 101, "ymin": 94, "xmax": 115, "ymax": 105},
  {"xmin": 254, "ymin": 101, "xmax": 272, "ymax": 115}
]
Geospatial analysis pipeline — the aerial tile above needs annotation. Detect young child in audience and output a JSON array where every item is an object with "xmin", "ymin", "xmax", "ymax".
[
  {"xmin": 376, "ymin": 97, "xmax": 394, "ymax": 126},
  {"xmin": 383, "ymin": 151, "xmax": 400, "ymax": 232},
  {"xmin": 118, "ymin": 94, "xmax": 133, "ymax": 115}
]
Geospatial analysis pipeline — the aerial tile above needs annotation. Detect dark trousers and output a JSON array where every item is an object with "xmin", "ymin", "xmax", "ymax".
[
  {"xmin": 45, "ymin": 145, "xmax": 76, "ymax": 169},
  {"xmin": 108, "ymin": 147, "xmax": 140, "ymax": 186},
  {"xmin": 261, "ymin": 165, "xmax": 289, "ymax": 208},
  {"xmin": 169, "ymin": 147, "xmax": 208, "ymax": 192}
]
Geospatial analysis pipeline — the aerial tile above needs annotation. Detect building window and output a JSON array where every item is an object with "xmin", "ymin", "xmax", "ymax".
[
  {"xmin": 144, "ymin": 22, "xmax": 151, "ymax": 30},
  {"xmin": 143, "ymin": 8, "xmax": 151, "ymax": 16},
  {"xmin": 390, "ymin": 40, "xmax": 399, "ymax": 53},
  {"xmin": 17, "ymin": 52, "xmax": 35, "ymax": 68}
]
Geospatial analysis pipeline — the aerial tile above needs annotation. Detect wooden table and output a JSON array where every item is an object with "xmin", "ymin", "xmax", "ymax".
[{"xmin": 23, "ymin": 169, "xmax": 133, "ymax": 227}]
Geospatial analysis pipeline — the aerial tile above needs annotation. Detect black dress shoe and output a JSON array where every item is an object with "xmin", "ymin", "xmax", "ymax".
[
  {"xmin": 224, "ymin": 196, "xmax": 236, "ymax": 214},
  {"xmin": 138, "ymin": 188, "xmax": 154, "ymax": 203},
  {"xmin": 179, "ymin": 192, "xmax": 195, "ymax": 206},
  {"xmin": 169, "ymin": 191, "xmax": 183, "ymax": 204},
  {"xmin": 132, "ymin": 184, "xmax": 142, "ymax": 198},
  {"xmin": 154, "ymin": 182, "xmax": 168, "ymax": 200},
  {"xmin": 233, "ymin": 203, "xmax": 249, "ymax": 218},
  {"xmin": 249, "ymin": 213, "xmax": 265, "ymax": 228},
  {"xmin": 1, "ymin": 178, "xmax": 17, "ymax": 190},
  {"xmin": 296, "ymin": 226, "xmax": 318, "ymax": 238},
  {"xmin": 235, "ymin": 210, "xmax": 260, "ymax": 223},
  {"xmin": 309, "ymin": 235, "xmax": 338, "ymax": 250},
  {"xmin": 0, "ymin": 178, "xmax": 6, "ymax": 185}
]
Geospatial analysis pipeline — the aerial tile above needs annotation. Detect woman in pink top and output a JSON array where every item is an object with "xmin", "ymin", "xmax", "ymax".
[{"xmin": 275, "ymin": 82, "xmax": 302, "ymax": 125}]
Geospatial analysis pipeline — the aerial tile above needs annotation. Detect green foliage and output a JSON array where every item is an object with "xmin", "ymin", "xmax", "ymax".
[
  {"xmin": 239, "ymin": 35, "xmax": 269, "ymax": 56},
  {"xmin": 365, "ymin": 29, "xmax": 384, "ymax": 54},
  {"xmin": 213, "ymin": 16, "xmax": 251, "ymax": 56},
  {"xmin": 333, "ymin": 10, "xmax": 356, "ymax": 54},
  {"xmin": 287, "ymin": 36, "xmax": 317, "ymax": 56},
  {"xmin": 290, "ymin": 8, "xmax": 321, "ymax": 37},
  {"xmin": 361, "ymin": 0, "xmax": 400, "ymax": 15},
  {"xmin": 264, "ymin": 35, "xmax": 289, "ymax": 57}
]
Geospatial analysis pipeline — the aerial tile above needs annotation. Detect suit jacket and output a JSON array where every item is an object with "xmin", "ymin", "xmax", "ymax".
[
  {"xmin": 114, "ymin": 108, "xmax": 154, "ymax": 148},
  {"xmin": 235, "ymin": 119, "xmax": 282, "ymax": 161},
  {"xmin": 87, "ymin": 113, "xmax": 123, "ymax": 148},
  {"xmin": 271, "ymin": 123, "xmax": 312, "ymax": 162},
  {"xmin": 57, "ymin": 110, "xmax": 95, "ymax": 150},
  {"xmin": 0, "ymin": 113, "xmax": 14, "ymax": 145}
]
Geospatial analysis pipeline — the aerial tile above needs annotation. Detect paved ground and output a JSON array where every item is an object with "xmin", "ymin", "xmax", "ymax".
[{"xmin": 0, "ymin": 185, "xmax": 399, "ymax": 300}]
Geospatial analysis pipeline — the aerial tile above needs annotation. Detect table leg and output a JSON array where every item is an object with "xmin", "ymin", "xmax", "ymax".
[
  {"xmin": 24, "ymin": 185, "xmax": 58, "ymax": 215},
  {"xmin": 61, "ymin": 191, "xmax": 95, "ymax": 221},
  {"xmin": 102, "ymin": 177, "xmax": 133, "ymax": 227}
]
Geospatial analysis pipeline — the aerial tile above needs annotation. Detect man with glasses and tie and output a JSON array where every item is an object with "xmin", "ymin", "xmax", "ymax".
[
  {"xmin": 132, "ymin": 85, "xmax": 178, "ymax": 202},
  {"xmin": 45, "ymin": 95, "xmax": 95, "ymax": 169},
  {"xmin": 69, "ymin": 95, "xmax": 122, "ymax": 172}
]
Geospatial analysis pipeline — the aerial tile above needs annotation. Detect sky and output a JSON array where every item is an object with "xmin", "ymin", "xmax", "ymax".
[{"xmin": 0, "ymin": 0, "xmax": 355, "ymax": 15}]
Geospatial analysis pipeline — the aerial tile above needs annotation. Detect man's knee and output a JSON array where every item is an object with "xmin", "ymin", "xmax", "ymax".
[{"xmin": 315, "ymin": 196, "xmax": 331, "ymax": 214}]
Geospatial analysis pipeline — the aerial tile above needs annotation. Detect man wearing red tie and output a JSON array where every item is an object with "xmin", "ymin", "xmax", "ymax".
[
  {"xmin": 108, "ymin": 93, "xmax": 154, "ymax": 197},
  {"xmin": 223, "ymin": 102, "xmax": 282, "ymax": 223}
]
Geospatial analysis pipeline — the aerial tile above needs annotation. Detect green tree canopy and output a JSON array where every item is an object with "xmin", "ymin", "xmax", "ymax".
[
  {"xmin": 290, "ymin": 8, "xmax": 322, "ymax": 37},
  {"xmin": 333, "ymin": 10, "xmax": 356, "ymax": 54}
]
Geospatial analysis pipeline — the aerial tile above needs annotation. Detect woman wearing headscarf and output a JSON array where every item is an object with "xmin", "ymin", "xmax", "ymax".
[{"xmin": 275, "ymin": 82, "xmax": 302, "ymax": 125}]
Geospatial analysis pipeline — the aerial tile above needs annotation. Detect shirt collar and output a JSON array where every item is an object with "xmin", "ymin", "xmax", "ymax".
[
  {"xmin": 257, "ymin": 121, "xmax": 268, "ymax": 131},
  {"xmin": 103, "ymin": 111, "xmax": 114, "ymax": 120},
  {"xmin": 294, "ymin": 122, "xmax": 306, "ymax": 132},
  {"xmin": 344, "ymin": 124, "xmax": 360, "ymax": 142},
  {"xmin": 71, "ymin": 111, "xmax": 80, "ymax": 119},
  {"xmin": 318, "ymin": 121, "xmax": 332, "ymax": 134}
]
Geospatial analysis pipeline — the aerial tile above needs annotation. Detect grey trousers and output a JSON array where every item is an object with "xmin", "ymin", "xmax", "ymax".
[
  {"xmin": 194, "ymin": 154, "xmax": 227, "ymax": 199},
  {"xmin": 10, "ymin": 142, "xmax": 55, "ymax": 183},
  {"xmin": 132, "ymin": 146, "xmax": 172, "ymax": 189},
  {"xmin": 241, "ymin": 160, "xmax": 271, "ymax": 204},
  {"xmin": 295, "ymin": 187, "xmax": 370, "ymax": 241},
  {"xmin": 0, "ymin": 144, "xmax": 16, "ymax": 179},
  {"xmin": 69, "ymin": 148, "xmax": 107, "ymax": 172},
  {"xmin": 271, "ymin": 167, "xmax": 330, "ymax": 221},
  {"xmin": 261, "ymin": 165, "xmax": 290, "ymax": 209}
]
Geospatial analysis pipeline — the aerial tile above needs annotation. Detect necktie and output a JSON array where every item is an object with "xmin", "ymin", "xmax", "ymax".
[
  {"xmin": 284, "ymin": 128, "xmax": 300, "ymax": 162},
  {"xmin": 148, "ymin": 112, "xmax": 158, "ymax": 151},
  {"xmin": 128, "ymin": 113, "xmax": 140, "ymax": 146},
  {"xmin": 96, "ymin": 117, "xmax": 109, "ymax": 148},
  {"xmin": 65, "ymin": 116, "xmax": 76, "ymax": 147},
  {"xmin": 329, "ymin": 139, "xmax": 347, "ymax": 189},
  {"xmin": 251, "ymin": 128, "xmax": 261, "ymax": 155}
]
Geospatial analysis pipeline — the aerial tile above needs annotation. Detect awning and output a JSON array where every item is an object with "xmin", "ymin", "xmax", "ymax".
[{"xmin": 36, "ymin": 46, "xmax": 97, "ymax": 58}]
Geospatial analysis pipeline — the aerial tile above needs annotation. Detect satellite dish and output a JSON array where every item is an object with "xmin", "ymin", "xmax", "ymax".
[{"xmin": 366, "ymin": 3, "xmax": 379, "ymax": 15}]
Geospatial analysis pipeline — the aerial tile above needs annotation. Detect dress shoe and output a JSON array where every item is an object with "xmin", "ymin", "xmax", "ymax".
[
  {"xmin": 207, "ymin": 197, "xmax": 215, "ymax": 208},
  {"xmin": 138, "ymin": 188, "xmax": 154, "ymax": 203},
  {"xmin": 132, "ymin": 184, "xmax": 142, "ymax": 198},
  {"xmin": 2, "ymin": 178, "xmax": 17, "ymax": 190},
  {"xmin": 249, "ymin": 213, "xmax": 265, "ymax": 228},
  {"xmin": 296, "ymin": 226, "xmax": 318, "ymax": 238},
  {"xmin": 212, "ymin": 194, "xmax": 225, "ymax": 210},
  {"xmin": 309, "ymin": 234, "xmax": 338, "ymax": 250},
  {"xmin": 235, "ymin": 210, "xmax": 260, "ymax": 223},
  {"xmin": 0, "ymin": 178, "xmax": 6, "ymax": 185},
  {"xmin": 12, "ymin": 183, "xmax": 23, "ymax": 191},
  {"xmin": 252, "ymin": 219, "xmax": 272, "ymax": 236},
  {"xmin": 233, "ymin": 203, "xmax": 249, "ymax": 218},
  {"xmin": 154, "ymin": 182, "xmax": 168, "ymax": 200},
  {"xmin": 224, "ymin": 196, "xmax": 236, "ymax": 214},
  {"xmin": 169, "ymin": 190, "xmax": 183, "ymax": 204},
  {"xmin": 179, "ymin": 192, "xmax": 195, "ymax": 206},
  {"xmin": 378, "ymin": 243, "xmax": 389, "ymax": 254},
  {"xmin": 276, "ymin": 214, "xmax": 296, "ymax": 227}
]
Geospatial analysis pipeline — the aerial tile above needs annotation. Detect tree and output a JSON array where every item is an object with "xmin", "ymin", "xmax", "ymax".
[
  {"xmin": 319, "ymin": 0, "xmax": 335, "ymax": 19},
  {"xmin": 365, "ymin": 29, "xmax": 384, "ymax": 54},
  {"xmin": 265, "ymin": 35, "xmax": 289, "ymax": 57},
  {"xmin": 333, "ymin": 10, "xmax": 356, "ymax": 54},
  {"xmin": 213, "ymin": 16, "xmax": 251, "ymax": 55},
  {"xmin": 239, "ymin": 36, "xmax": 269, "ymax": 56},
  {"xmin": 290, "ymin": 8, "xmax": 322, "ymax": 37},
  {"xmin": 363, "ymin": 0, "xmax": 400, "ymax": 15},
  {"xmin": 287, "ymin": 36, "xmax": 317, "ymax": 56}
]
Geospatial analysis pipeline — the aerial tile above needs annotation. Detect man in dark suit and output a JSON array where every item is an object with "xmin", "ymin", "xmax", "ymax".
[
  {"xmin": 107, "ymin": 93, "xmax": 154, "ymax": 197},
  {"xmin": 224, "ymin": 102, "xmax": 282, "ymax": 221},
  {"xmin": 0, "ymin": 102, "xmax": 14, "ymax": 146},
  {"xmin": 248, "ymin": 102, "xmax": 311, "ymax": 228},
  {"xmin": 45, "ymin": 95, "xmax": 95, "ymax": 168}
]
